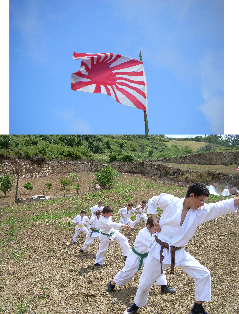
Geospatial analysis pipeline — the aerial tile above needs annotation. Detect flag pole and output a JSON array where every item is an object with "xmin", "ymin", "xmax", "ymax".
[{"xmin": 139, "ymin": 51, "xmax": 149, "ymax": 136}]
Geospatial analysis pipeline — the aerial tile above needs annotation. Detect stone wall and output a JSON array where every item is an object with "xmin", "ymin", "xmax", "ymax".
[
  {"xmin": 1, "ymin": 155, "xmax": 238, "ymax": 187},
  {"xmin": 157, "ymin": 151, "xmax": 239, "ymax": 166}
]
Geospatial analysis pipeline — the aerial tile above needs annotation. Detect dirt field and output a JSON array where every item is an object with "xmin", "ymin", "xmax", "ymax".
[{"xmin": 0, "ymin": 171, "xmax": 238, "ymax": 314}]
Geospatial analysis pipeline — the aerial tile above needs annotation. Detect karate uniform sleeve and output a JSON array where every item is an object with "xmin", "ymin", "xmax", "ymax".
[
  {"xmin": 147, "ymin": 193, "xmax": 174, "ymax": 215},
  {"xmin": 197, "ymin": 198, "xmax": 237, "ymax": 224}
]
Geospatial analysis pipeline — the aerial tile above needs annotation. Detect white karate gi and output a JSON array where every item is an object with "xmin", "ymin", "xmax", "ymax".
[
  {"xmin": 134, "ymin": 194, "xmax": 238, "ymax": 307},
  {"xmin": 72, "ymin": 215, "xmax": 89, "ymax": 242},
  {"xmin": 95, "ymin": 215, "xmax": 130, "ymax": 265},
  {"xmin": 118, "ymin": 207, "xmax": 136, "ymax": 228},
  {"xmin": 81, "ymin": 215, "xmax": 100, "ymax": 251},
  {"xmin": 113, "ymin": 227, "xmax": 166, "ymax": 286},
  {"xmin": 134, "ymin": 204, "xmax": 148, "ymax": 226},
  {"xmin": 90, "ymin": 204, "xmax": 102, "ymax": 215}
]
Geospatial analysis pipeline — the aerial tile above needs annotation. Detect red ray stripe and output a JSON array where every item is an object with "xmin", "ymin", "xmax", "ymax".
[
  {"xmin": 114, "ymin": 71, "xmax": 144, "ymax": 76},
  {"xmin": 107, "ymin": 54, "xmax": 121, "ymax": 66},
  {"xmin": 115, "ymin": 85, "xmax": 146, "ymax": 111},
  {"xmin": 81, "ymin": 60, "xmax": 90, "ymax": 73},
  {"xmin": 116, "ymin": 77, "xmax": 145, "ymax": 86},
  {"xmin": 111, "ymin": 59, "xmax": 142, "ymax": 71},
  {"xmin": 103, "ymin": 85, "xmax": 111, "ymax": 96},
  {"xmin": 94, "ymin": 84, "xmax": 101, "ymax": 93},
  {"xmin": 116, "ymin": 82, "xmax": 146, "ymax": 98},
  {"xmin": 111, "ymin": 86, "xmax": 120, "ymax": 103},
  {"xmin": 71, "ymin": 81, "xmax": 93, "ymax": 91}
]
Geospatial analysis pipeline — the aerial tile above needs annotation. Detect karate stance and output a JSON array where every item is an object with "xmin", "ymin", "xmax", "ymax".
[
  {"xmin": 94, "ymin": 205, "xmax": 131, "ymax": 266},
  {"xmin": 118, "ymin": 203, "xmax": 136, "ymax": 232},
  {"xmin": 107, "ymin": 216, "xmax": 175, "ymax": 295},
  {"xmin": 124, "ymin": 182, "xmax": 239, "ymax": 314},
  {"xmin": 80, "ymin": 210, "xmax": 102, "ymax": 252},
  {"xmin": 133, "ymin": 200, "xmax": 148, "ymax": 227},
  {"xmin": 72, "ymin": 210, "xmax": 89, "ymax": 244}
]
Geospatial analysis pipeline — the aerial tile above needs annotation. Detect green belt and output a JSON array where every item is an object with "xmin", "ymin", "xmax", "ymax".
[
  {"xmin": 100, "ymin": 231, "xmax": 115, "ymax": 237},
  {"xmin": 132, "ymin": 246, "xmax": 148, "ymax": 271},
  {"xmin": 90, "ymin": 228, "xmax": 100, "ymax": 237}
]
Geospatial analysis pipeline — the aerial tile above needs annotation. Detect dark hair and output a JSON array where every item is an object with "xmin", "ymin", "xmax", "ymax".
[
  {"xmin": 142, "ymin": 200, "xmax": 147, "ymax": 204},
  {"xmin": 81, "ymin": 210, "xmax": 86, "ymax": 214},
  {"xmin": 185, "ymin": 182, "xmax": 209, "ymax": 198},
  {"xmin": 102, "ymin": 205, "xmax": 113, "ymax": 214},
  {"xmin": 95, "ymin": 210, "xmax": 102, "ymax": 216},
  {"xmin": 98, "ymin": 201, "xmax": 103, "ymax": 205},
  {"xmin": 146, "ymin": 216, "xmax": 156, "ymax": 228},
  {"xmin": 127, "ymin": 203, "xmax": 134, "ymax": 207}
]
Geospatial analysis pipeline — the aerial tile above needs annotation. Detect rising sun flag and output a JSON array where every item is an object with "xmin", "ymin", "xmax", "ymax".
[{"xmin": 71, "ymin": 53, "xmax": 148, "ymax": 114}]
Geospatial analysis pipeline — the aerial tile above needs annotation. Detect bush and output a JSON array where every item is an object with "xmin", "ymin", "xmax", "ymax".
[
  {"xmin": 0, "ymin": 174, "xmax": 13, "ymax": 196},
  {"xmin": 45, "ymin": 182, "xmax": 52, "ymax": 192},
  {"xmin": 60, "ymin": 177, "xmax": 73, "ymax": 190},
  {"xmin": 23, "ymin": 182, "xmax": 33, "ymax": 191},
  {"xmin": 95, "ymin": 166, "xmax": 118, "ymax": 189}
]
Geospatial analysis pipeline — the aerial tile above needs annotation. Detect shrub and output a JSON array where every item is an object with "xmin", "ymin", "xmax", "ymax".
[
  {"xmin": 60, "ymin": 177, "xmax": 73, "ymax": 190},
  {"xmin": 0, "ymin": 174, "xmax": 13, "ymax": 196},
  {"xmin": 23, "ymin": 182, "xmax": 33, "ymax": 191},
  {"xmin": 45, "ymin": 182, "xmax": 52, "ymax": 192},
  {"xmin": 95, "ymin": 165, "xmax": 118, "ymax": 189}
]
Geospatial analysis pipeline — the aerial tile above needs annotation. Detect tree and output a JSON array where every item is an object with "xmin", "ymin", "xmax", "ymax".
[{"xmin": 0, "ymin": 174, "xmax": 13, "ymax": 196}]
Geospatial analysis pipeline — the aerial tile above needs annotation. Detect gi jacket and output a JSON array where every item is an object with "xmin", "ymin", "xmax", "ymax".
[{"xmin": 147, "ymin": 193, "xmax": 237, "ymax": 266}]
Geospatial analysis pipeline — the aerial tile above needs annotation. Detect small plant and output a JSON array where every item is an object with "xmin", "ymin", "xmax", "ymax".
[
  {"xmin": 45, "ymin": 182, "xmax": 52, "ymax": 192},
  {"xmin": 60, "ymin": 177, "xmax": 72, "ymax": 190},
  {"xmin": 69, "ymin": 173, "xmax": 79, "ymax": 181},
  {"xmin": 0, "ymin": 173, "xmax": 13, "ymax": 196},
  {"xmin": 75, "ymin": 183, "xmax": 80, "ymax": 195},
  {"xmin": 95, "ymin": 165, "xmax": 118, "ymax": 189},
  {"xmin": 23, "ymin": 182, "xmax": 33, "ymax": 191}
]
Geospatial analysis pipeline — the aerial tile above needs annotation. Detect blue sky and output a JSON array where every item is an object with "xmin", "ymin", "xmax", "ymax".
[{"xmin": 2, "ymin": 0, "xmax": 238, "ymax": 135}]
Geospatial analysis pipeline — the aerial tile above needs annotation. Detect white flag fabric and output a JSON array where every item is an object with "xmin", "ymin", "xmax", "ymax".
[{"xmin": 71, "ymin": 53, "xmax": 148, "ymax": 112}]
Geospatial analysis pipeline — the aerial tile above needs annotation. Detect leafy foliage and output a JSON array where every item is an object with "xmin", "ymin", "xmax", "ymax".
[
  {"xmin": 95, "ymin": 165, "xmax": 119, "ymax": 189},
  {"xmin": 23, "ymin": 182, "xmax": 33, "ymax": 191},
  {"xmin": 0, "ymin": 173, "xmax": 13, "ymax": 196},
  {"xmin": 0, "ymin": 135, "xmax": 238, "ymax": 163}
]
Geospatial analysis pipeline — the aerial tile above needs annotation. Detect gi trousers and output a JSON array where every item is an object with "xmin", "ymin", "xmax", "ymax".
[
  {"xmin": 95, "ymin": 230, "xmax": 130, "ymax": 265},
  {"xmin": 134, "ymin": 252, "xmax": 211, "ymax": 307},
  {"xmin": 113, "ymin": 249, "xmax": 167, "ymax": 286}
]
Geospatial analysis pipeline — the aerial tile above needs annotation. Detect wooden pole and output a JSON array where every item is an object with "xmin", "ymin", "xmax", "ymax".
[
  {"xmin": 15, "ymin": 160, "xmax": 20, "ymax": 203},
  {"xmin": 139, "ymin": 51, "xmax": 149, "ymax": 136}
]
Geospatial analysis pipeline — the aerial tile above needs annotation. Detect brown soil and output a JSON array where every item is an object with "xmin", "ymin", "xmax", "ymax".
[{"xmin": 0, "ymin": 171, "xmax": 238, "ymax": 314}]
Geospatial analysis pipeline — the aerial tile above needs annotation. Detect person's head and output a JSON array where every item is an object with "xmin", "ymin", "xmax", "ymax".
[
  {"xmin": 95, "ymin": 210, "xmax": 102, "ymax": 219},
  {"xmin": 102, "ymin": 205, "xmax": 113, "ymax": 218},
  {"xmin": 98, "ymin": 201, "xmax": 103, "ymax": 207},
  {"xmin": 141, "ymin": 200, "xmax": 147, "ymax": 207},
  {"xmin": 146, "ymin": 216, "xmax": 160, "ymax": 234},
  {"xmin": 80, "ymin": 210, "xmax": 86, "ymax": 217},
  {"xmin": 185, "ymin": 182, "xmax": 209, "ymax": 210},
  {"xmin": 127, "ymin": 203, "xmax": 134, "ymax": 210}
]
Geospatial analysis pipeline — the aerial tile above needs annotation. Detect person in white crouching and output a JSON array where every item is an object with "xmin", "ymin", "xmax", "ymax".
[{"xmin": 72, "ymin": 210, "xmax": 89, "ymax": 244}]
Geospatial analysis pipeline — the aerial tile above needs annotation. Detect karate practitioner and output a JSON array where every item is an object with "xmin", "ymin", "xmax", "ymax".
[
  {"xmin": 72, "ymin": 210, "xmax": 89, "ymax": 244},
  {"xmin": 118, "ymin": 203, "xmax": 136, "ymax": 232},
  {"xmin": 94, "ymin": 205, "xmax": 131, "ymax": 266},
  {"xmin": 80, "ymin": 210, "xmax": 102, "ymax": 252},
  {"xmin": 133, "ymin": 200, "xmax": 148, "ymax": 227},
  {"xmin": 107, "ymin": 216, "xmax": 175, "ymax": 295},
  {"xmin": 90, "ymin": 201, "xmax": 103, "ymax": 216},
  {"xmin": 124, "ymin": 182, "xmax": 239, "ymax": 314}
]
